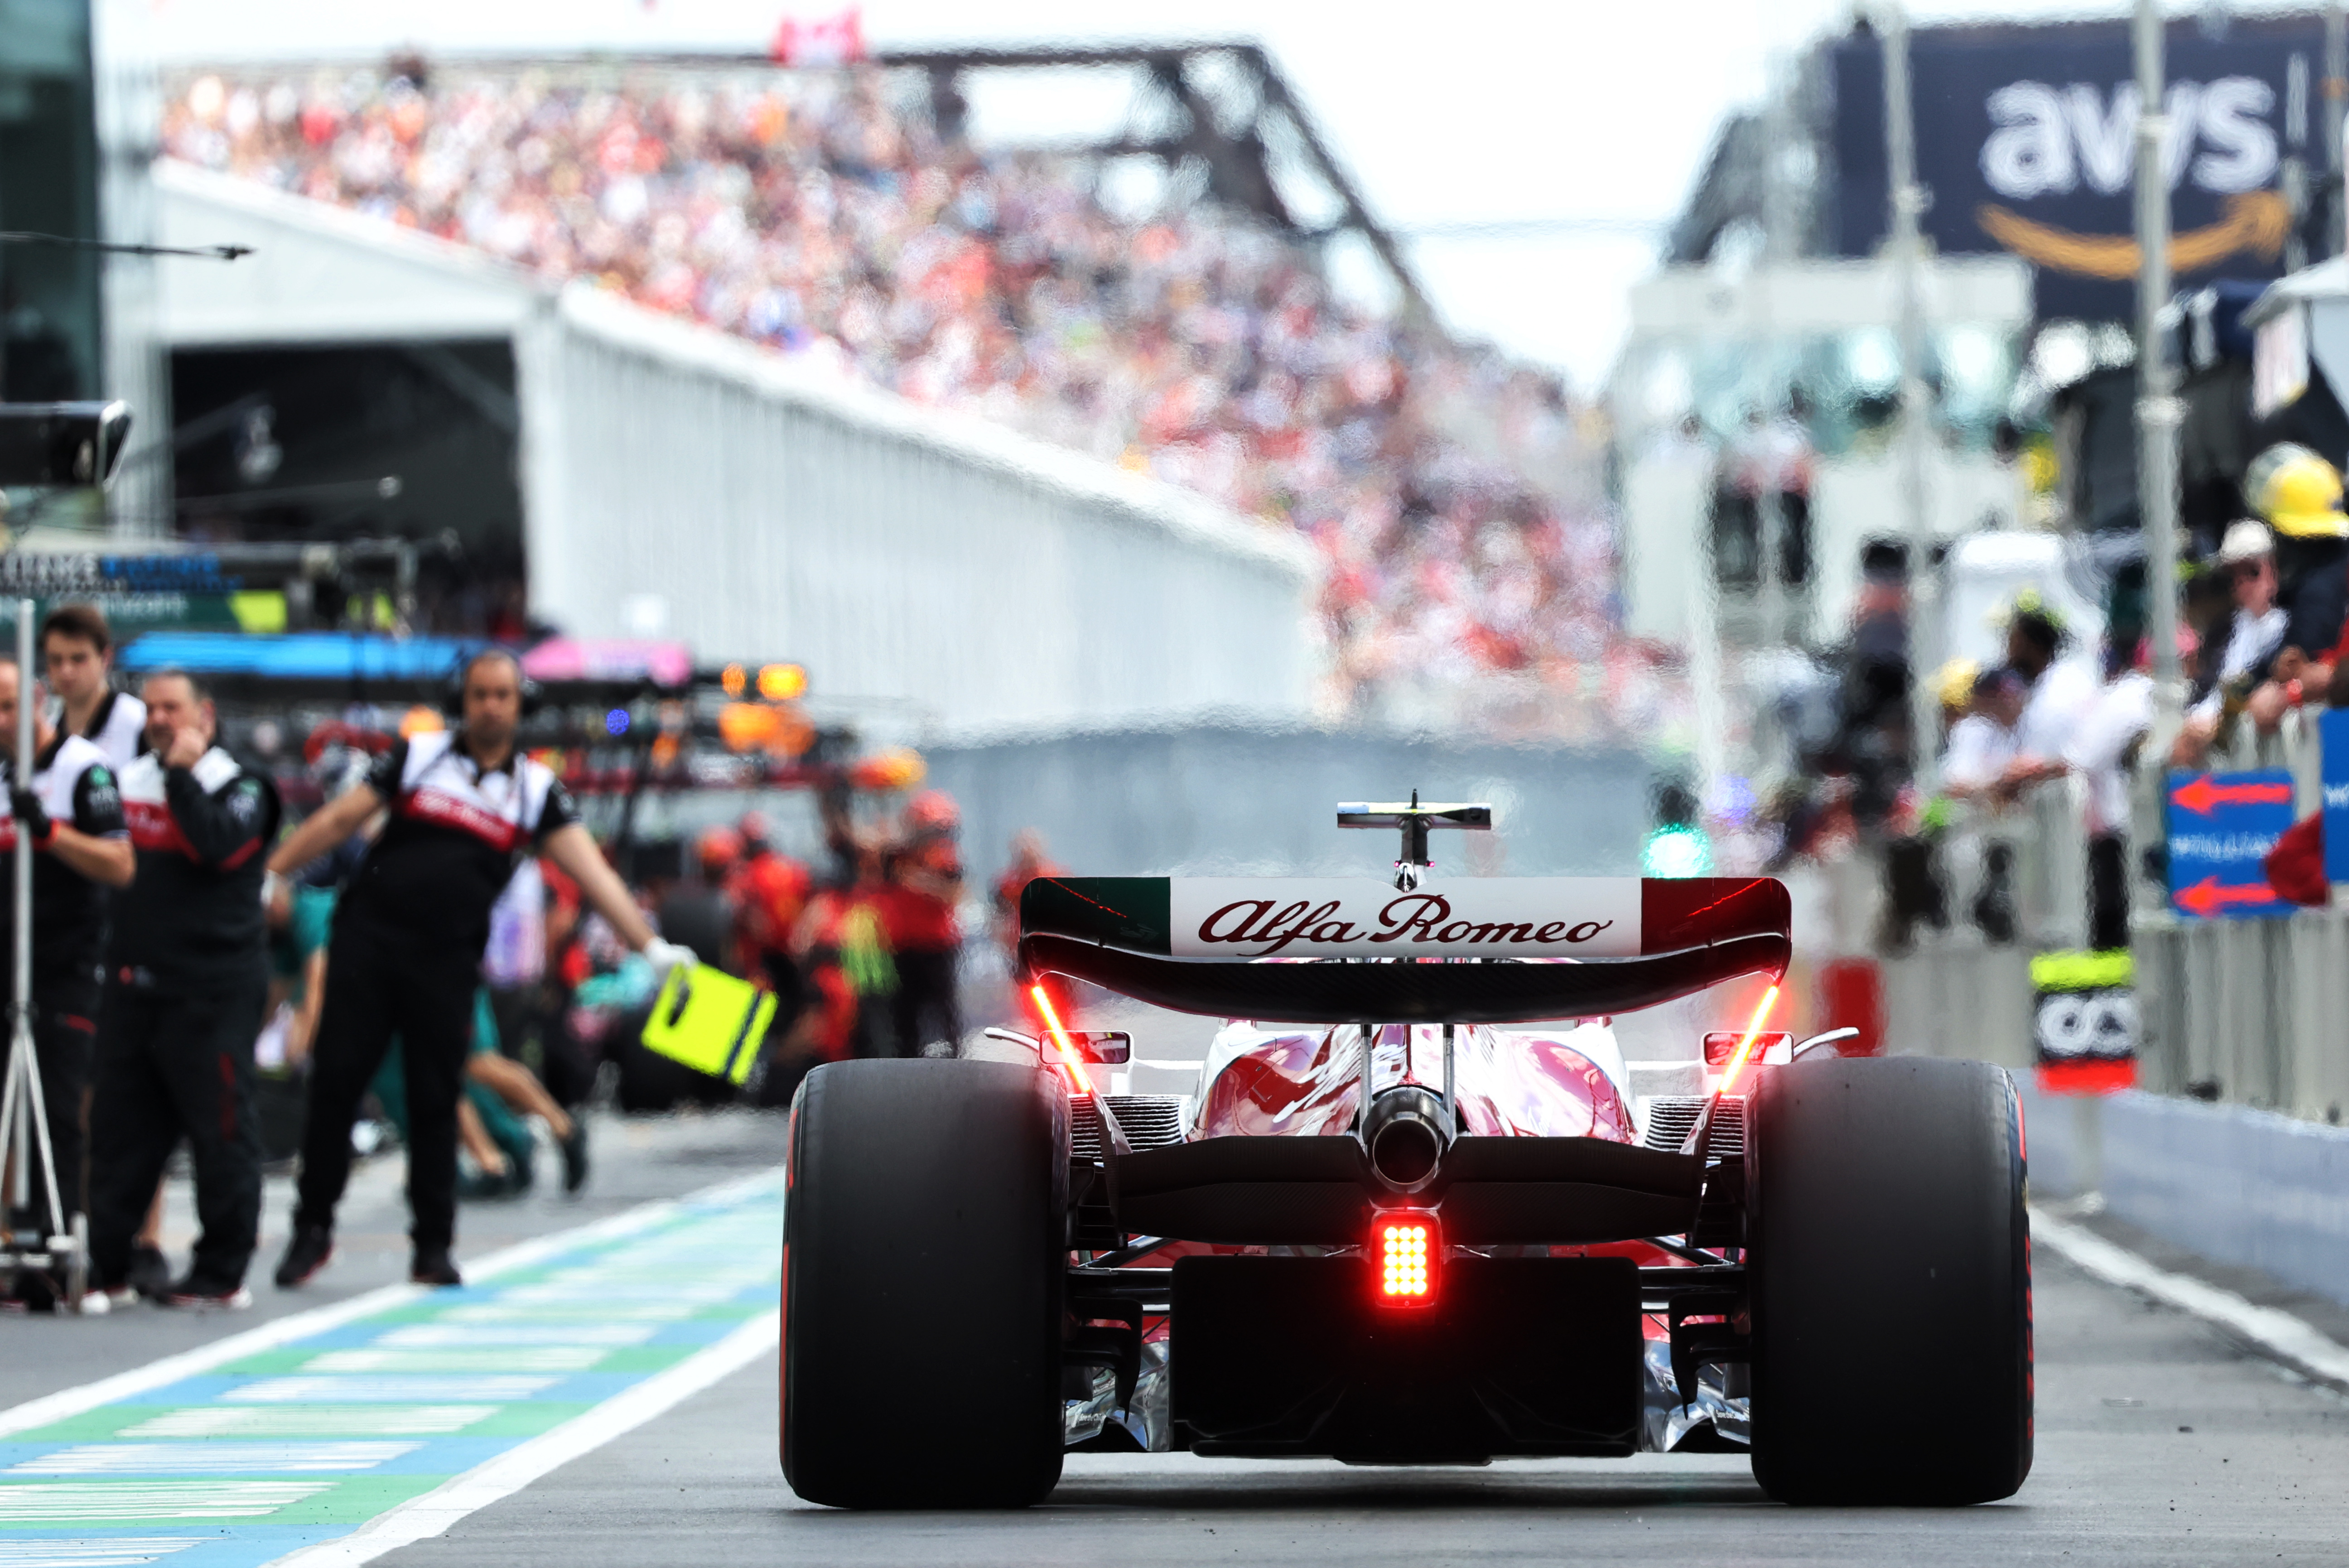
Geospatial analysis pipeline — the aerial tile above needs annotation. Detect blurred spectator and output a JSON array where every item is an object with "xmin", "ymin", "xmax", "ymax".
[
  {"xmin": 1933, "ymin": 658, "xmax": 1978, "ymax": 744},
  {"xmin": 2175, "ymin": 521, "xmax": 2288, "ymax": 765},
  {"xmin": 1942, "ymin": 667, "xmax": 2026, "ymax": 804},
  {"xmin": 2252, "ymin": 447, "xmax": 2349, "ymax": 664},
  {"xmin": 2067, "ymin": 650, "xmax": 2155, "ymax": 951},
  {"xmin": 1827, "ymin": 542, "xmax": 1910, "ymax": 828},
  {"xmin": 2265, "ymin": 554, "xmax": 2349, "ymax": 727},
  {"xmin": 160, "ymin": 63, "xmax": 1644, "ymax": 736},
  {"xmin": 2006, "ymin": 599, "xmax": 2096, "ymax": 788}
]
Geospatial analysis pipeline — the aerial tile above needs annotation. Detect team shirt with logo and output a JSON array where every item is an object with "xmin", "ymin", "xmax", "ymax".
[
  {"xmin": 111, "ymin": 746, "xmax": 281, "ymax": 992},
  {"xmin": 70, "ymin": 689, "xmax": 146, "ymax": 772},
  {"xmin": 341, "ymin": 729, "xmax": 580, "ymax": 955},
  {"xmin": 0, "ymin": 733, "xmax": 126, "ymax": 986}
]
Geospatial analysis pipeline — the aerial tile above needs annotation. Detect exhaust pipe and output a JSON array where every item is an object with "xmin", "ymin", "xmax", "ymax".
[{"xmin": 1364, "ymin": 1085, "xmax": 1452, "ymax": 1192}]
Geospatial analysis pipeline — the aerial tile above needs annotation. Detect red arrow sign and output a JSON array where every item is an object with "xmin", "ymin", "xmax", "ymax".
[
  {"xmin": 2170, "ymin": 774, "xmax": 2295, "ymax": 815},
  {"xmin": 2175, "ymin": 876, "xmax": 2280, "ymax": 918}
]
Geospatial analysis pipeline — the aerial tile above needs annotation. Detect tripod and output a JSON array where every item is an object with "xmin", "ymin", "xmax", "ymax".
[{"xmin": 0, "ymin": 595, "xmax": 89, "ymax": 1311}]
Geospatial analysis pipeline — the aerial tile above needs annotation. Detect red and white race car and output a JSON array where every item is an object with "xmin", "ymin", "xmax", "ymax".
[{"xmin": 780, "ymin": 801, "xmax": 2031, "ymax": 1508}]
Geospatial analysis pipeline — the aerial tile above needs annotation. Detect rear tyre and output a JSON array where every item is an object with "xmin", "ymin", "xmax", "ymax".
[
  {"xmin": 781, "ymin": 1058, "xmax": 1068, "ymax": 1508},
  {"xmin": 1747, "ymin": 1057, "xmax": 2031, "ymax": 1505}
]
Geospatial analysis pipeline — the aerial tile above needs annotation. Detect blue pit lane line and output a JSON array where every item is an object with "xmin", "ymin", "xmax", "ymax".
[{"xmin": 0, "ymin": 1171, "xmax": 784, "ymax": 1568}]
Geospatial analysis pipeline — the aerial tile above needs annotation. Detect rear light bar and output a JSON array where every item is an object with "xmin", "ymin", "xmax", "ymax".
[{"xmin": 1373, "ymin": 1211, "xmax": 1439, "ymax": 1308}]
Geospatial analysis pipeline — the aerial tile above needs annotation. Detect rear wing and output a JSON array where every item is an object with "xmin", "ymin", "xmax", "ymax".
[{"xmin": 1017, "ymin": 876, "xmax": 1789, "ymax": 1024}]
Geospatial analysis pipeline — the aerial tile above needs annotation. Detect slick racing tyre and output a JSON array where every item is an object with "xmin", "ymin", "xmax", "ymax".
[
  {"xmin": 781, "ymin": 1058, "xmax": 1069, "ymax": 1508},
  {"xmin": 1747, "ymin": 1057, "xmax": 2031, "ymax": 1505}
]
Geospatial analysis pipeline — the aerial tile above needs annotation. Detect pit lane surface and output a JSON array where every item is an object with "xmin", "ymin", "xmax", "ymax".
[
  {"xmin": 394, "ymin": 1220, "xmax": 2349, "ymax": 1567},
  {"xmin": 11, "ymin": 1117, "xmax": 2349, "ymax": 1567},
  {"xmin": 0, "ymin": 1111, "xmax": 787, "ymax": 1568}
]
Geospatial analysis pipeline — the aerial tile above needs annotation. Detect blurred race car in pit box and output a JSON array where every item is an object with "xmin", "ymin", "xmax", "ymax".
[{"xmin": 779, "ymin": 800, "xmax": 2031, "ymax": 1509}]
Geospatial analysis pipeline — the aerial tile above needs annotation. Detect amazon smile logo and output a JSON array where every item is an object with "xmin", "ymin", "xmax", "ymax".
[{"xmin": 1976, "ymin": 189, "xmax": 2289, "ymax": 280}]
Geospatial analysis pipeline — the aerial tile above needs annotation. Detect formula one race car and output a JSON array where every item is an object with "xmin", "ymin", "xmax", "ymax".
[{"xmin": 780, "ymin": 800, "xmax": 2031, "ymax": 1509}]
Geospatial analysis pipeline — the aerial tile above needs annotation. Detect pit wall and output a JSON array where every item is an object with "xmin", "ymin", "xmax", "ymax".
[
  {"xmin": 1797, "ymin": 830, "xmax": 2349, "ymax": 1312},
  {"xmin": 2017, "ymin": 1080, "xmax": 2349, "ymax": 1310},
  {"xmin": 1864, "ymin": 912, "xmax": 2349, "ymax": 1128}
]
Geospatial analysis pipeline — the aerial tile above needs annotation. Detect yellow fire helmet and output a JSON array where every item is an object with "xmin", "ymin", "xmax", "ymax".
[{"xmin": 2251, "ymin": 447, "xmax": 2349, "ymax": 539}]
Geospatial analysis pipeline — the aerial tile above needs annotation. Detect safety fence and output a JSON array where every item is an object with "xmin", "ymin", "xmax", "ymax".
[
  {"xmin": 1864, "ymin": 704, "xmax": 2349, "ymax": 1127},
  {"xmin": 2131, "ymin": 909, "xmax": 2349, "ymax": 1127},
  {"xmin": 1855, "ymin": 708, "xmax": 2349, "ymax": 1308},
  {"xmin": 1879, "ymin": 869, "xmax": 2349, "ymax": 1126}
]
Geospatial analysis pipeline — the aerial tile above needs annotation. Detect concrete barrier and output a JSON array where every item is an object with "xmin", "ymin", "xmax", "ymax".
[{"xmin": 2019, "ymin": 1080, "xmax": 2349, "ymax": 1308}]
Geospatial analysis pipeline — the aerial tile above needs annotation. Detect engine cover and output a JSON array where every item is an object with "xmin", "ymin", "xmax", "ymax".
[{"xmin": 1169, "ymin": 1255, "xmax": 1641, "ymax": 1462}]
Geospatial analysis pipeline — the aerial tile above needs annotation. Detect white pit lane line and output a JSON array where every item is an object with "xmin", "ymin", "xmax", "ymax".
[
  {"xmin": 2029, "ymin": 1204, "xmax": 2349, "ymax": 1394},
  {"xmin": 0, "ymin": 1168, "xmax": 785, "ymax": 1567}
]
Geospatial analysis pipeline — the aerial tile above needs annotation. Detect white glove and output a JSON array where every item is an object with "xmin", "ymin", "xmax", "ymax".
[{"xmin": 643, "ymin": 938, "xmax": 697, "ymax": 980}]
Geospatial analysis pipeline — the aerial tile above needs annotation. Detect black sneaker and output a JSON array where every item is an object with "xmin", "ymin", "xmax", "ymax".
[
  {"xmin": 162, "ymin": 1279, "xmax": 253, "ymax": 1310},
  {"xmin": 274, "ymin": 1223, "xmax": 334, "ymax": 1289},
  {"xmin": 410, "ymin": 1246, "xmax": 463, "ymax": 1288},
  {"xmin": 559, "ymin": 1119, "xmax": 590, "ymax": 1194},
  {"xmin": 126, "ymin": 1243, "xmax": 172, "ymax": 1301}
]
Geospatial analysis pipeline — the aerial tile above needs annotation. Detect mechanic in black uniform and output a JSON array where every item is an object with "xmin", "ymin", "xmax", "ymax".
[
  {"xmin": 270, "ymin": 648, "xmax": 692, "ymax": 1289},
  {"xmin": 38, "ymin": 602, "xmax": 166, "ymax": 1293},
  {"xmin": 87, "ymin": 669, "xmax": 282, "ymax": 1308},
  {"xmin": 0, "ymin": 657, "xmax": 133, "ymax": 1305}
]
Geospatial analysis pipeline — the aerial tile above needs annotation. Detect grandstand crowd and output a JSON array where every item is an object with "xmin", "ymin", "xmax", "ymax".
[{"xmin": 159, "ymin": 63, "xmax": 1662, "ymax": 741}]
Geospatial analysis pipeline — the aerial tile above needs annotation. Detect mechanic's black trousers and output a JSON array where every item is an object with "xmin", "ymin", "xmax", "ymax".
[
  {"xmin": 6, "ymin": 974, "xmax": 100, "ymax": 1237},
  {"xmin": 891, "ymin": 948, "xmax": 961, "ymax": 1058},
  {"xmin": 88, "ymin": 975, "xmax": 266, "ymax": 1293},
  {"xmin": 294, "ymin": 931, "xmax": 478, "ymax": 1253}
]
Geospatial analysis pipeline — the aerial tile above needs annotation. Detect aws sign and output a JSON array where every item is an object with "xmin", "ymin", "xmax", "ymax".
[
  {"xmin": 1835, "ymin": 18, "xmax": 2320, "ymax": 321},
  {"xmin": 1981, "ymin": 79, "xmax": 2276, "ymax": 199}
]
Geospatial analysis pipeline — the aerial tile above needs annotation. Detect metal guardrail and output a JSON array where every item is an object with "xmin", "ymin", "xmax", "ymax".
[
  {"xmin": 2132, "ymin": 909, "xmax": 2349, "ymax": 1124},
  {"xmin": 1866, "ymin": 712, "xmax": 2349, "ymax": 1127}
]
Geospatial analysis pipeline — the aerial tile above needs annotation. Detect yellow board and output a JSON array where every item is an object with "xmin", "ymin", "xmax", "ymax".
[{"xmin": 640, "ymin": 964, "xmax": 778, "ymax": 1086}]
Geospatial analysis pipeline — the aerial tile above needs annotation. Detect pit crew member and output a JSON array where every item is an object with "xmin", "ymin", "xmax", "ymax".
[
  {"xmin": 40, "ymin": 603, "xmax": 145, "ymax": 770},
  {"xmin": 87, "ymin": 669, "xmax": 281, "ymax": 1307},
  {"xmin": 267, "ymin": 648, "xmax": 692, "ymax": 1289},
  {"xmin": 0, "ymin": 658, "xmax": 132, "ymax": 1294}
]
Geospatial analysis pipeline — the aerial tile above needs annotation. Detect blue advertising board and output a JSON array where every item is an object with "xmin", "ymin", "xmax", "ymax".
[
  {"xmin": 1833, "ymin": 15, "xmax": 2316, "ymax": 321},
  {"xmin": 2324, "ymin": 710, "xmax": 2349, "ymax": 885},
  {"xmin": 2165, "ymin": 768, "xmax": 2296, "ymax": 919}
]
